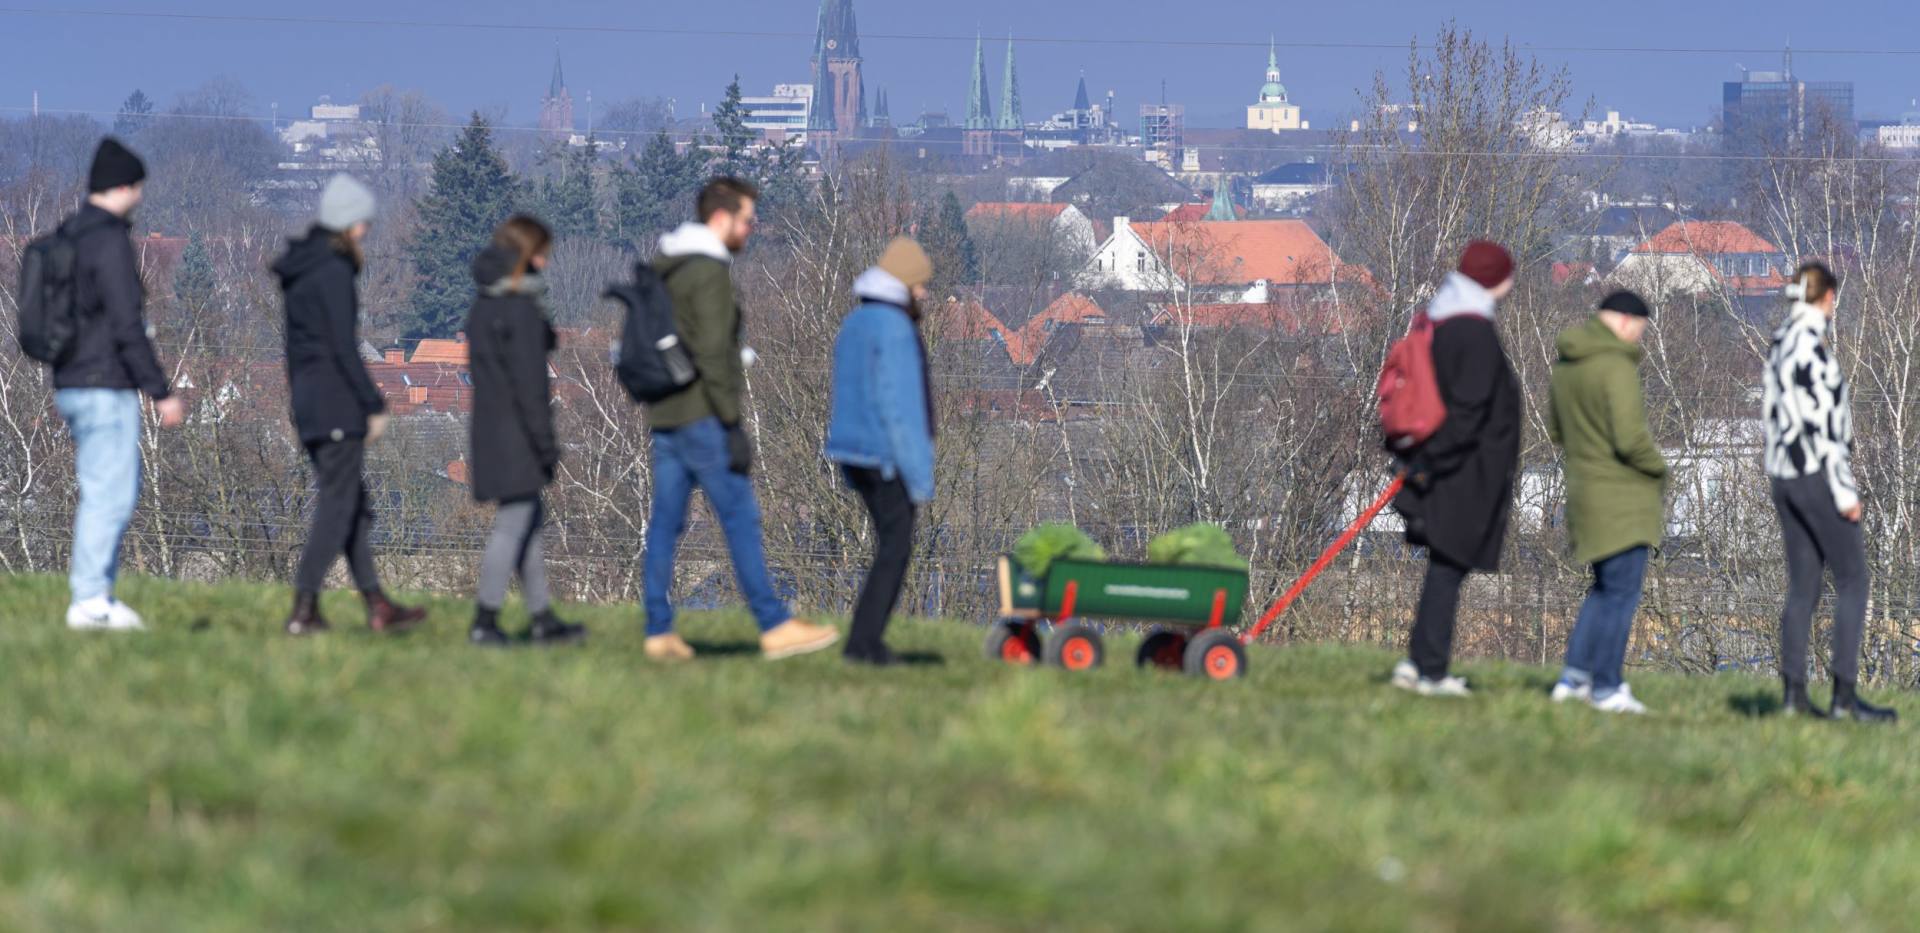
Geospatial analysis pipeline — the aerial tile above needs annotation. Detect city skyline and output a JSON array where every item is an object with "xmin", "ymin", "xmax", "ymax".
[{"xmin": 6, "ymin": 0, "xmax": 1919, "ymax": 136}]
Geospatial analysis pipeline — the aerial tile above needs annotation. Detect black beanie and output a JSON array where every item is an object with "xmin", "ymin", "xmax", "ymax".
[
  {"xmin": 88, "ymin": 137, "xmax": 147, "ymax": 193},
  {"xmin": 1599, "ymin": 290, "xmax": 1651, "ymax": 319}
]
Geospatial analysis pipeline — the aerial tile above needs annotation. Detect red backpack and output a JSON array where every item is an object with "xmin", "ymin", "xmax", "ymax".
[{"xmin": 1376, "ymin": 310, "xmax": 1446, "ymax": 452}]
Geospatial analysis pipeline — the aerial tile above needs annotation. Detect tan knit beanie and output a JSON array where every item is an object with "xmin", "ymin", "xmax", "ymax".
[{"xmin": 876, "ymin": 237, "xmax": 934, "ymax": 289}]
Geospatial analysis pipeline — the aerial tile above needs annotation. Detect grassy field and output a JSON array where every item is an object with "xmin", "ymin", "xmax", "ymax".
[{"xmin": 2, "ymin": 574, "xmax": 1919, "ymax": 931}]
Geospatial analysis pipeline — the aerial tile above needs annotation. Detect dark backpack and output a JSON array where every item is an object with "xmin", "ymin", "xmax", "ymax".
[
  {"xmin": 15, "ymin": 223, "xmax": 82, "ymax": 365},
  {"xmin": 611, "ymin": 262, "xmax": 698, "ymax": 404}
]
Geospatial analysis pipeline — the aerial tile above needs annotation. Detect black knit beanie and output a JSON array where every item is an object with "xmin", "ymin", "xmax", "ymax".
[
  {"xmin": 88, "ymin": 137, "xmax": 147, "ymax": 193},
  {"xmin": 1599, "ymin": 290, "xmax": 1651, "ymax": 319}
]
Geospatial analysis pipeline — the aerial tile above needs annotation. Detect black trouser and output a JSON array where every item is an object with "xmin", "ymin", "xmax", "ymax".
[
  {"xmin": 1772, "ymin": 474, "xmax": 1867, "ymax": 685},
  {"xmin": 1409, "ymin": 554, "xmax": 1471, "ymax": 679},
  {"xmin": 296, "ymin": 439, "xmax": 381, "ymax": 594},
  {"xmin": 844, "ymin": 465, "xmax": 915, "ymax": 658}
]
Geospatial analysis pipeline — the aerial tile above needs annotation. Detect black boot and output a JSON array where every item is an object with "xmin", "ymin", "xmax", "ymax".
[
  {"xmin": 1831, "ymin": 679, "xmax": 1898, "ymax": 723},
  {"xmin": 470, "ymin": 608, "xmax": 513, "ymax": 648},
  {"xmin": 527, "ymin": 610, "xmax": 586, "ymax": 646},
  {"xmin": 285, "ymin": 591, "xmax": 331, "ymax": 636},
  {"xmin": 1782, "ymin": 680, "xmax": 1829, "ymax": 719},
  {"xmin": 364, "ymin": 590, "xmax": 427, "ymax": 634}
]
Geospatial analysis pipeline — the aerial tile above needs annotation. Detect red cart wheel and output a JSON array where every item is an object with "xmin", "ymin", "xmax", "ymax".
[
  {"xmin": 984, "ymin": 619, "xmax": 1041, "ymax": 665},
  {"xmin": 1045, "ymin": 624, "xmax": 1104, "ymax": 672},
  {"xmin": 1136, "ymin": 629, "xmax": 1189, "ymax": 670},
  {"xmin": 1183, "ymin": 629, "xmax": 1247, "ymax": 680}
]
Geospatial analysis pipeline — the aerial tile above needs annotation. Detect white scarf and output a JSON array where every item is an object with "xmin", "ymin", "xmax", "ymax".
[{"xmin": 1426, "ymin": 271, "xmax": 1497, "ymax": 323}]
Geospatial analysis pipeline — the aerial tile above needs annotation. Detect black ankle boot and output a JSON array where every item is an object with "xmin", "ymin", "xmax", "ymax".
[
  {"xmin": 1782, "ymin": 680, "xmax": 1829, "ymax": 719},
  {"xmin": 527, "ymin": 610, "xmax": 586, "ymax": 646},
  {"xmin": 285, "ymin": 591, "xmax": 331, "ymax": 636},
  {"xmin": 1831, "ymin": 679, "xmax": 1898, "ymax": 723},
  {"xmin": 470, "ymin": 608, "xmax": 513, "ymax": 648}
]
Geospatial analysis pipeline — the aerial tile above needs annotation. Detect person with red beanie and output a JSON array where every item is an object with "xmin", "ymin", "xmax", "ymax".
[{"xmin": 1389, "ymin": 241, "xmax": 1523, "ymax": 696}]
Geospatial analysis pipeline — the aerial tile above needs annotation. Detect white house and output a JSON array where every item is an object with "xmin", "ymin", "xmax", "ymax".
[
  {"xmin": 1610, "ymin": 221, "xmax": 1788, "ymax": 299},
  {"xmin": 1079, "ymin": 217, "xmax": 1361, "ymax": 297},
  {"xmin": 1250, "ymin": 162, "xmax": 1330, "ymax": 213}
]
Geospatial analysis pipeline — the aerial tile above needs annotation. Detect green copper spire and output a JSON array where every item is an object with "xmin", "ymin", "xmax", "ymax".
[
  {"xmin": 1204, "ymin": 183, "xmax": 1237, "ymax": 221},
  {"xmin": 966, "ymin": 32, "xmax": 995, "ymax": 130},
  {"xmin": 999, "ymin": 33, "xmax": 1023, "ymax": 131}
]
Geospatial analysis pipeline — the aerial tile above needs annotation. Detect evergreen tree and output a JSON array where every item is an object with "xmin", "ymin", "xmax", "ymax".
[
  {"xmin": 611, "ymin": 130, "xmax": 710, "ymax": 253},
  {"xmin": 172, "ymin": 232, "xmax": 216, "ymax": 314},
  {"xmin": 535, "ymin": 137, "xmax": 600, "ymax": 241},
  {"xmin": 113, "ymin": 89, "xmax": 154, "ymax": 138},
  {"xmin": 919, "ymin": 191, "xmax": 979, "ymax": 294},
  {"xmin": 711, "ymin": 76, "xmax": 755, "ymax": 178},
  {"xmin": 407, "ymin": 115, "xmax": 522, "ymax": 338}
]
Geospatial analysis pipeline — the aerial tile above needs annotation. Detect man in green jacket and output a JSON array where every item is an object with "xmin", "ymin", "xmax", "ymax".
[
  {"xmin": 641, "ymin": 177, "xmax": 840, "ymax": 663},
  {"xmin": 1547, "ymin": 290, "xmax": 1667, "ymax": 714}
]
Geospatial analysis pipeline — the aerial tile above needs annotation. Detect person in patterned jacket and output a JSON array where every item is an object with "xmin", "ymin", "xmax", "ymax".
[{"xmin": 1763, "ymin": 261, "xmax": 1895, "ymax": 722}]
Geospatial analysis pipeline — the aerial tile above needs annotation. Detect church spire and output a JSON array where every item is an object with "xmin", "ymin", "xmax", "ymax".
[
  {"xmin": 1073, "ymin": 71, "xmax": 1091, "ymax": 112},
  {"xmin": 966, "ymin": 32, "xmax": 995, "ymax": 130},
  {"xmin": 999, "ymin": 33, "xmax": 1023, "ymax": 130},
  {"xmin": 1204, "ymin": 183, "xmax": 1237, "ymax": 221},
  {"xmin": 549, "ymin": 47, "xmax": 566, "ymax": 99}
]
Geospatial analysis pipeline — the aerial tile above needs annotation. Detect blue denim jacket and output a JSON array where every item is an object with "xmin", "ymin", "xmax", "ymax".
[{"xmin": 825, "ymin": 273, "xmax": 935, "ymax": 503}]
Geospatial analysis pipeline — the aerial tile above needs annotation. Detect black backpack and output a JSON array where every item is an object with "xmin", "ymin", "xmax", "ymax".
[
  {"xmin": 15, "ymin": 222, "xmax": 82, "ymax": 365},
  {"xmin": 611, "ymin": 262, "xmax": 698, "ymax": 404}
]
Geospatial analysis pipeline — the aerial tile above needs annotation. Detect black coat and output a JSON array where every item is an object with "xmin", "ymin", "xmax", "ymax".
[
  {"xmin": 465, "ymin": 247, "xmax": 558, "ymax": 503},
  {"xmin": 1394, "ymin": 315, "xmax": 1522, "ymax": 571},
  {"xmin": 50, "ymin": 205, "xmax": 172, "ymax": 399},
  {"xmin": 275, "ymin": 228, "xmax": 386, "ymax": 446}
]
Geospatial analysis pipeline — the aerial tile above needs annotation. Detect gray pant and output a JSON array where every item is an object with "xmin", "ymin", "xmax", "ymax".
[
  {"xmin": 1771, "ymin": 474, "xmax": 1867, "ymax": 684},
  {"xmin": 478, "ymin": 497, "xmax": 549, "ymax": 614}
]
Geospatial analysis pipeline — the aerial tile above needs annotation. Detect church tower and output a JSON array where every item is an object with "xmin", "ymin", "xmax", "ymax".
[
  {"xmin": 540, "ymin": 49, "xmax": 574, "ymax": 139},
  {"xmin": 809, "ymin": 0, "xmax": 866, "ymax": 137},
  {"xmin": 1246, "ymin": 38, "xmax": 1304, "ymax": 132}
]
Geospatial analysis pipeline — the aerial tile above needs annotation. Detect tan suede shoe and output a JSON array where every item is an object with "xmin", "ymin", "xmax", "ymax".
[
  {"xmin": 759, "ymin": 619, "xmax": 841, "ymax": 660},
  {"xmin": 644, "ymin": 632, "xmax": 697, "ymax": 662}
]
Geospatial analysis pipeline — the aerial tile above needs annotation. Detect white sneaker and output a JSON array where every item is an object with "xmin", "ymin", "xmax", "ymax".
[
  {"xmin": 66, "ymin": 597, "xmax": 116, "ymax": 630},
  {"xmin": 1390, "ymin": 659, "xmax": 1420, "ymax": 691},
  {"xmin": 67, "ymin": 597, "xmax": 144, "ymax": 631},
  {"xmin": 1416, "ymin": 675, "xmax": 1472, "ymax": 697},
  {"xmin": 105, "ymin": 600, "xmax": 146, "ymax": 631},
  {"xmin": 1590, "ymin": 684, "xmax": 1648, "ymax": 715},
  {"xmin": 1551, "ymin": 681, "xmax": 1592, "ymax": 704}
]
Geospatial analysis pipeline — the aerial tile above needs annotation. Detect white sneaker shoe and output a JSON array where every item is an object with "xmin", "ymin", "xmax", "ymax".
[
  {"xmin": 105, "ymin": 600, "xmax": 146, "ymax": 631},
  {"xmin": 66, "ymin": 597, "xmax": 144, "ymax": 631},
  {"xmin": 1590, "ymin": 684, "xmax": 1648, "ymax": 715},
  {"xmin": 1416, "ymin": 675, "xmax": 1472, "ymax": 697},
  {"xmin": 1551, "ymin": 681, "xmax": 1592, "ymax": 704},
  {"xmin": 1390, "ymin": 659, "xmax": 1420, "ymax": 691}
]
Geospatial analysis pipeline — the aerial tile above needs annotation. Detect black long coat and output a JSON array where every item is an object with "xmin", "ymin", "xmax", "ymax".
[
  {"xmin": 1394, "ymin": 315, "xmax": 1522, "ymax": 571},
  {"xmin": 275, "ymin": 228, "xmax": 386, "ymax": 446},
  {"xmin": 466, "ymin": 248, "xmax": 559, "ymax": 504}
]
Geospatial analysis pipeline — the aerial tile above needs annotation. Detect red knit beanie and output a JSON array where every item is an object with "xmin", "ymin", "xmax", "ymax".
[{"xmin": 1458, "ymin": 241, "xmax": 1514, "ymax": 289}]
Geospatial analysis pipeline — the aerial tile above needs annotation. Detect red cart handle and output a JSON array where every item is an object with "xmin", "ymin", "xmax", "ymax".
[{"xmin": 1242, "ymin": 474, "xmax": 1406, "ymax": 645}]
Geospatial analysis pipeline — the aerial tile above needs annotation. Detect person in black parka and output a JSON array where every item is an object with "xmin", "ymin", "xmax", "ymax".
[
  {"xmin": 465, "ymin": 215, "xmax": 583, "ymax": 647},
  {"xmin": 274, "ymin": 174, "xmax": 425, "ymax": 636},
  {"xmin": 1390, "ymin": 242, "xmax": 1523, "ymax": 695}
]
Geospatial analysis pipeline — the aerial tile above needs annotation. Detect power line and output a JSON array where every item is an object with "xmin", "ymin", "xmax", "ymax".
[{"xmin": 4, "ymin": 7, "xmax": 1920, "ymax": 58}]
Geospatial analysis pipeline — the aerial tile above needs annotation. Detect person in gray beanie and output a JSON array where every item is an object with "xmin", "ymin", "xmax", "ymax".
[{"xmin": 271, "ymin": 174, "xmax": 425, "ymax": 636}]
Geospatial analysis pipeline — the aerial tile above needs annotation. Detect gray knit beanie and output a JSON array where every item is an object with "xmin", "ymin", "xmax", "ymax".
[{"xmin": 317, "ymin": 174, "xmax": 377, "ymax": 232}]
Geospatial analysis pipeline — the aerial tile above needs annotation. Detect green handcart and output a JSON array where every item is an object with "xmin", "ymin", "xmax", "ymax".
[{"xmin": 985, "ymin": 554, "xmax": 1251, "ymax": 679}]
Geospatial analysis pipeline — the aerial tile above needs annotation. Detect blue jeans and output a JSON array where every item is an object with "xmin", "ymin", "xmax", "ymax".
[
  {"xmin": 643, "ymin": 417, "xmax": 790, "ymax": 635},
  {"xmin": 55, "ymin": 389, "xmax": 143, "ymax": 603},
  {"xmin": 1561, "ymin": 546, "xmax": 1650, "ymax": 698}
]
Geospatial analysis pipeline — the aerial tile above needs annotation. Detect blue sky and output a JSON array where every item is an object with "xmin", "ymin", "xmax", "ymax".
[{"xmin": 4, "ymin": 1, "xmax": 1917, "ymax": 135}]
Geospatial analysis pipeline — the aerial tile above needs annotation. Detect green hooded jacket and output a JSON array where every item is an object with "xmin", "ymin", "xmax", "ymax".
[{"xmin": 1548, "ymin": 315, "xmax": 1669, "ymax": 565}]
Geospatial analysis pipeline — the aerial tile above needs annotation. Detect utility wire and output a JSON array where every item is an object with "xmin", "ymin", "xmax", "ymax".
[{"xmin": 5, "ymin": 8, "xmax": 1920, "ymax": 57}]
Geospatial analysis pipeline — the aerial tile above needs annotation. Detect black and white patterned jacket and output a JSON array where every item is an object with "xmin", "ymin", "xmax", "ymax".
[{"xmin": 1764, "ymin": 301, "xmax": 1858, "ymax": 512}]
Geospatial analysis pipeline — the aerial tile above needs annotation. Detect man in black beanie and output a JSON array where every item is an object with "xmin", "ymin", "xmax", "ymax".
[
  {"xmin": 48, "ymin": 137, "xmax": 185, "ymax": 632},
  {"xmin": 1546, "ymin": 289, "xmax": 1666, "ymax": 714}
]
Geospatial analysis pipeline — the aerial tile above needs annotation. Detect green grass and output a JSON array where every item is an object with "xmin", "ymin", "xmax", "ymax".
[{"xmin": 2, "ymin": 574, "xmax": 1919, "ymax": 931}]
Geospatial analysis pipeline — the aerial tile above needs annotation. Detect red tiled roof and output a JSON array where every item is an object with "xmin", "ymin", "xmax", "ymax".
[
  {"xmin": 410, "ymin": 336, "xmax": 469, "ymax": 366},
  {"xmin": 1632, "ymin": 221, "xmax": 1781, "ymax": 256},
  {"xmin": 1552, "ymin": 262, "xmax": 1595, "ymax": 287},
  {"xmin": 446, "ymin": 460, "xmax": 470, "ymax": 486},
  {"xmin": 1153, "ymin": 300, "xmax": 1348, "ymax": 335},
  {"xmin": 934, "ymin": 298, "xmax": 1033, "ymax": 365},
  {"xmin": 1128, "ymin": 219, "xmax": 1361, "ymax": 286},
  {"xmin": 967, "ymin": 202, "xmax": 1069, "ymax": 223}
]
